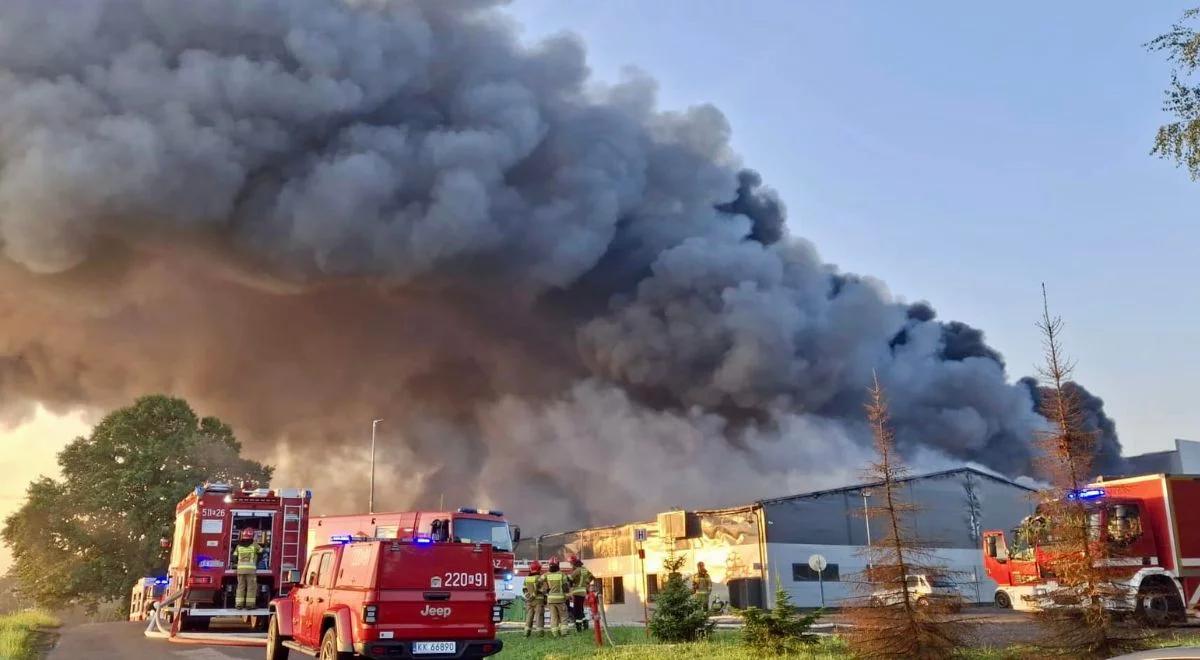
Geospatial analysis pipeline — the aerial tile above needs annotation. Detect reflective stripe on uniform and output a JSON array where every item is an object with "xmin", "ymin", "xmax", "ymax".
[
  {"xmin": 524, "ymin": 574, "xmax": 546, "ymax": 602},
  {"xmin": 236, "ymin": 543, "xmax": 259, "ymax": 570},
  {"xmin": 571, "ymin": 567, "xmax": 592, "ymax": 596},
  {"xmin": 545, "ymin": 572, "xmax": 567, "ymax": 603}
]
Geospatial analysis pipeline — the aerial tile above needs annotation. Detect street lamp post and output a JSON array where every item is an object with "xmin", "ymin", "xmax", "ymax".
[
  {"xmin": 370, "ymin": 419, "xmax": 383, "ymax": 513},
  {"xmin": 861, "ymin": 490, "xmax": 873, "ymax": 568}
]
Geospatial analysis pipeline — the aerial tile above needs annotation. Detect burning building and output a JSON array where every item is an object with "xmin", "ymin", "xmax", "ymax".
[{"xmin": 517, "ymin": 467, "xmax": 1034, "ymax": 617}]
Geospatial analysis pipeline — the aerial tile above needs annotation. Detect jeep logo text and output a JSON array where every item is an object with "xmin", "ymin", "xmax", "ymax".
[{"xmin": 420, "ymin": 605, "xmax": 452, "ymax": 618}]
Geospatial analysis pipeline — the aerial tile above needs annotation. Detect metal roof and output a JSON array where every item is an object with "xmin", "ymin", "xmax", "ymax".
[
  {"xmin": 755, "ymin": 466, "xmax": 1035, "ymax": 506},
  {"xmin": 527, "ymin": 466, "xmax": 1033, "ymax": 540}
]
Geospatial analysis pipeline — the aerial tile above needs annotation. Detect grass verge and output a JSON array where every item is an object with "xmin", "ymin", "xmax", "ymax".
[
  {"xmin": 0, "ymin": 609, "xmax": 61, "ymax": 660},
  {"xmin": 497, "ymin": 627, "xmax": 848, "ymax": 659}
]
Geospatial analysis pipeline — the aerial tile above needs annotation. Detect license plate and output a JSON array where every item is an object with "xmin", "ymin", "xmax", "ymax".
[{"xmin": 412, "ymin": 641, "xmax": 456, "ymax": 654}]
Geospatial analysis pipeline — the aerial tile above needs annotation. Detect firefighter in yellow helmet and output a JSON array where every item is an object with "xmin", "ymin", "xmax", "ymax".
[
  {"xmin": 234, "ymin": 528, "xmax": 263, "ymax": 609},
  {"xmin": 691, "ymin": 561, "xmax": 712, "ymax": 611},
  {"xmin": 544, "ymin": 559, "xmax": 572, "ymax": 636},
  {"xmin": 522, "ymin": 561, "xmax": 548, "ymax": 638}
]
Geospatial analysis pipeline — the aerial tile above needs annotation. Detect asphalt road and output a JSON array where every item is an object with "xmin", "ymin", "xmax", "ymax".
[{"xmin": 49, "ymin": 622, "xmax": 261, "ymax": 660}]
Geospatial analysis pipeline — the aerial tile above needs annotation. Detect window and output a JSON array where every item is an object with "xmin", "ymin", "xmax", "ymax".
[
  {"xmin": 303, "ymin": 554, "xmax": 320, "ymax": 586},
  {"xmin": 375, "ymin": 525, "xmax": 399, "ymax": 539},
  {"xmin": 985, "ymin": 534, "xmax": 1008, "ymax": 561},
  {"xmin": 316, "ymin": 552, "xmax": 335, "ymax": 587},
  {"xmin": 451, "ymin": 518, "xmax": 513, "ymax": 552},
  {"xmin": 602, "ymin": 576, "xmax": 625, "ymax": 605},
  {"xmin": 792, "ymin": 563, "xmax": 840, "ymax": 582},
  {"xmin": 1107, "ymin": 504, "xmax": 1143, "ymax": 547},
  {"xmin": 645, "ymin": 573, "xmax": 660, "ymax": 601}
]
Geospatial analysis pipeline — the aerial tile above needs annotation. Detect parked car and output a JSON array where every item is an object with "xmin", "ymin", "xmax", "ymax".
[
  {"xmin": 869, "ymin": 574, "xmax": 963, "ymax": 610},
  {"xmin": 267, "ymin": 537, "xmax": 503, "ymax": 660}
]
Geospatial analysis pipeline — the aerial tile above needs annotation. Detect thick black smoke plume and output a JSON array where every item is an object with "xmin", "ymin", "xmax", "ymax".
[{"xmin": 0, "ymin": 0, "xmax": 1122, "ymax": 529}]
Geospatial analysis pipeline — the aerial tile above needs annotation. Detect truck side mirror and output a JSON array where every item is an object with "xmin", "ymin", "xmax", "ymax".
[
  {"xmin": 511, "ymin": 526, "xmax": 521, "ymax": 544},
  {"xmin": 283, "ymin": 569, "xmax": 301, "ymax": 584}
]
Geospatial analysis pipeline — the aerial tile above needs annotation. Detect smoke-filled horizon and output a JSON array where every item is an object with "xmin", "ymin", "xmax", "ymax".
[{"xmin": 0, "ymin": 0, "xmax": 1122, "ymax": 530}]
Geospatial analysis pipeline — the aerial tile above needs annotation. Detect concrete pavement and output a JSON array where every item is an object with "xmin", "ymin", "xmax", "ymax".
[{"xmin": 49, "ymin": 622, "xmax": 261, "ymax": 660}]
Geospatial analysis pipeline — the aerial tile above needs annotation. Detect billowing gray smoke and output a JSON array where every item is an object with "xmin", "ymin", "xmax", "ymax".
[{"xmin": 0, "ymin": 0, "xmax": 1122, "ymax": 530}]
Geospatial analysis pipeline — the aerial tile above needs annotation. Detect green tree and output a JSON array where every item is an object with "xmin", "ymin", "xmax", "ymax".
[
  {"xmin": 1150, "ymin": 8, "xmax": 1200, "ymax": 177},
  {"xmin": 2, "ymin": 395, "xmax": 271, "ymax": 611},
  {"xmin": 647, "ymin": 553, "xmax": 714, "ymax": 642},
  {"xmin": 740, "ymin": 582, "xmax": 821, "ymax": 655}
]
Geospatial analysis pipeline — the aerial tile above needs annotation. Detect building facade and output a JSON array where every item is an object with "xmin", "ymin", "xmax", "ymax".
[{"xmin": 516, "ymin": 467, "xmax": 1034, "ymax": 620}]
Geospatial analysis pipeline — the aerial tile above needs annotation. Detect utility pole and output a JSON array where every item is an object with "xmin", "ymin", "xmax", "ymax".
[
  {"xmin": 370, "ymin": 419, "xmax": 383, "ymax": 513},
  {"xmin": 861, "ymin": 489, "xmax": 873, "ymax": 569}
]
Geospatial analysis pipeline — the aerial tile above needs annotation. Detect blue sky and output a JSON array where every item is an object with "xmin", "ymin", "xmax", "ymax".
[{"xmin": 507, "ymin": 0, "xmax": 1200, "ymax": 456}]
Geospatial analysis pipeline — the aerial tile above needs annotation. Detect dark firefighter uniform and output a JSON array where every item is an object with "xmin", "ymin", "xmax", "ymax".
[{"xmin": 569, "ymin": 556, "xmax": 593, "ymax": 631}]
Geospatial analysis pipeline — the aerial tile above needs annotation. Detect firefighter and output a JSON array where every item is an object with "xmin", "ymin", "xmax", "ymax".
[
  {"xmin": 568, "ymin": 555, "xmax": 593, "ymax": 632},
  {"xmin": 544, "ymin": 560, "xmax": 572, "ymax": 637},
  {"xmin": 691, "ymin": 561, "xmax": 712, "ymax": 611},
  {"xmin": 234, "ymin": 528, "xmax": 262, "ymax": 609},
  {"xmin": 522, "ymin": 561, "xmax": 547, "ymax": 638}
]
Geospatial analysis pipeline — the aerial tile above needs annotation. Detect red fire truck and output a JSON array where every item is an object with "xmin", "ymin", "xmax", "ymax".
[
  {"xmin": 129, "ymin": 576, "xmax": 169, "ymax": 621},
  {"xmin": 309, "ymin": 508, "xmax": 519, "ymax": 605},
  {"xmin": 164, "ymin": 482, "xmax": 313, "ymax": 631},
  {"xmin": 983, "ymin": 473, "xmax": 1200, "ymax": 624}
]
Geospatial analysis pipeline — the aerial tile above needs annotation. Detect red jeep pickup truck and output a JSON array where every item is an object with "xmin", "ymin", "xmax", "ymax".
[{"xmin": 267, "ymin": 537, "xmax": 503, "ymax": 660}]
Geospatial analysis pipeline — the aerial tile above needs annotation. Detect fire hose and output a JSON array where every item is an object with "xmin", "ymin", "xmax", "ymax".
[
  {"xmin": 144, "ymin": 590, "xmax": 265, "ymax": 647},
  {"xmin": 145, "ymin": 589, "xmax": 183, "ymax": 638}
]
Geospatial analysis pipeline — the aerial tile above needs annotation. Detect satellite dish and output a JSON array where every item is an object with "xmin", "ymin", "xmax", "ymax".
[{"xmin": 808, "ymin": 554, "xmax": 828, "ymax": 572}]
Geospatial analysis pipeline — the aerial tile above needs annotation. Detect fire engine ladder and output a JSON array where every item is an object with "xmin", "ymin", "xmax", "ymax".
[{"xmin": 281, "ymin": 505, "xmax": 303, "ymax": 572}]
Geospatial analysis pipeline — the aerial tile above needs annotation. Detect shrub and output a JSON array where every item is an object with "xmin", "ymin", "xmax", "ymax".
[
  {"xmin": 741, "ymin": 583, "xmax": 821, "ymax": 655},
  {"xmin": 647, "ymin": 554, "xmax": 714, "ymax": 642}
]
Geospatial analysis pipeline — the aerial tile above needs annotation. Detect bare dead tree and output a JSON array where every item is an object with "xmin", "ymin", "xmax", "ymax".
[
  {"xmin": 1030, "ymin": 285, "xmax": 1150, "ymax": 657},
  {"xmin": 843, "ymin": 374, "xmax": 971, "ymax": 660}
]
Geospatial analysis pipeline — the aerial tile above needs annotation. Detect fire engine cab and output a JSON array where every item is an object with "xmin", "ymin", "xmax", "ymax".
[
  {"xmin": 984, "ymin": 473, "xmax": 1200, "ymax": 625},
  {"xmin": 164, "ymin": 482, "xmax": 312, "ymax": 631},
  {"xmin": 129, "ymin": 576, "xmax": 169, "ymax": 621},
  {"xmin": 309, "ymin": 508, "xmax": 520, "ymax": 605}
]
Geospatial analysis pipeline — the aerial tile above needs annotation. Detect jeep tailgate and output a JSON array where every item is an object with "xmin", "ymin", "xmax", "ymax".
[{"xmin": 372, "ymin": 542, "xmax": 495, "ymax": 640}]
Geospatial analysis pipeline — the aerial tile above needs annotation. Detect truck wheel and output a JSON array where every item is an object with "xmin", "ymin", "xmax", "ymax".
[
  {"xmin": 994, "ymin": 590, "xmax": 1011, "ymax": 609},
  {"xmin": 266, "ymin": 615, "xmax": 290, "ymax": 660},
  {"xmin": 1137, "ymin": 581, "xmax": 1184, "ymax": 627},
  {"xmin": 320, "ymin": 628, "xmax": 349, "ymax": 660}
]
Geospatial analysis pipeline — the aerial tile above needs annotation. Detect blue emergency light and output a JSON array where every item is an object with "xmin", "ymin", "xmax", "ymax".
[
  {"xmin": 414, "ymin": 537, "xmax": 433, "ymax": 545},
  {"xmin": 154, "ymin": 577, "xmax": 169, "ymax": 586},
  {"xmin": 1068, "ymin": 488, "xmax": 1106, "ymax": 500},
  {"xmin": 330, "ymin": 534, "xmax": 353, "ymax": 543}
]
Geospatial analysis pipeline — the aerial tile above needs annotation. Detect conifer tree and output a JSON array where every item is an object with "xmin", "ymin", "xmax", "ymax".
[
  {"xmin": 647, "ymin": 552, "xmax": 714, "ymax": 642},
  {"xmin": 843, "ymin": 375, "xmax": 970, "ymax": 660},
  {"xmin": 741, "ymin": 581, "xmax": 821, "ymax": 655},
  {"xmin": 1029, "ymin": 287, "xmax": 1152, "ymax": 657}
]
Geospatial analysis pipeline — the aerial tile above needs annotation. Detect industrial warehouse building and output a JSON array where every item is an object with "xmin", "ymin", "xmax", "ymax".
[{"xmin": 516, "ymin": 467, "xmax": 1034, "ymax": 619}]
